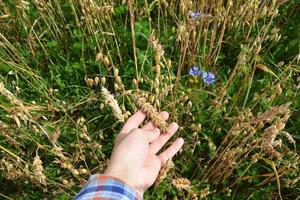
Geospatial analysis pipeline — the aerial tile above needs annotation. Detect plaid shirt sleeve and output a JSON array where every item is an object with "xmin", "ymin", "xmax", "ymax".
[{"xmin": 74, "ymin": 174, "xmax": 142, "ymax": 200}]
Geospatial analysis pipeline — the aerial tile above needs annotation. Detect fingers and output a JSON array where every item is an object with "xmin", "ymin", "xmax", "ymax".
[
  {"xmin": 143, "ymin": 128, "xmax": 160, "ymax": 143},
  {"xmin": 149, "ymin": 122, "xmax": 179, "ymax": 154},
  {"xmin": 141, "ymin": 111, "xmax": 169, "ymax": 131},
  {"xmin": 158, "ymin": 138, "xmax": 184, "ymax": 165},
  {"xmin": 120, "ymin": 110, "xmax": 147, "ymax": 134}
]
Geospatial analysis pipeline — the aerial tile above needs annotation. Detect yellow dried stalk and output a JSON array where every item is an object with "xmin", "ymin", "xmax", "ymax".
[
  {"xmin": 101, "ymin": 86, "xmax": 124, "ymax": 122},
  {"xmin": 136, "ymin": 97, "xmax": 168, "ymax": 132},
  {"xmin": 206, "ymin": 102, "xmax": 294, "ymax": 184}
]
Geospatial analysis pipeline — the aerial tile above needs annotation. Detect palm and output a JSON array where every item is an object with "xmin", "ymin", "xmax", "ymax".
[
  {"xmin": 141, "ymin": 154, "xmax": 162, "ymax": 187},
  {"xmin": 106, "ymin": 110, "xmax": 184, "ymax": 196}
]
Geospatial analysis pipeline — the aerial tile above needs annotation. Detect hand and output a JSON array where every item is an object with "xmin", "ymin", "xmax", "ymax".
[{"xmin": 104, "ymin": 110, "xmax": 184, "ymax": 197}]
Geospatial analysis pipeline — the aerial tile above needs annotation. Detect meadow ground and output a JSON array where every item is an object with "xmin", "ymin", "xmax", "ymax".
[{"xmin": 0, "ymin": 0, "xmax": 299, "ymax": 199}]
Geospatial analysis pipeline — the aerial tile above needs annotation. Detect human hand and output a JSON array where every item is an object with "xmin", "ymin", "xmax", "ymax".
[{"xmin": 104, "ymin": 110, "xmax": 184, "ymax": 197}]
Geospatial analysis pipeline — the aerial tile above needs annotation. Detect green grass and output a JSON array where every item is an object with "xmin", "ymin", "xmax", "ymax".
[{"xmin": 0, "ymin": 0, "xmax": 299, "ymax": 199}]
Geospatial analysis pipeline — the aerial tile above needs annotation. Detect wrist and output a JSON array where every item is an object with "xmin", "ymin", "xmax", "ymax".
[{"xmin": 104, "ymin": 168, "xmax": 144, "ymax": 198}]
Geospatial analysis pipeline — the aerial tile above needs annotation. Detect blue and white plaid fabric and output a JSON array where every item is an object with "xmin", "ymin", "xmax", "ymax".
[{"xmin": 74, "ymin": 174, "xmax": 141, "ymax": 200}]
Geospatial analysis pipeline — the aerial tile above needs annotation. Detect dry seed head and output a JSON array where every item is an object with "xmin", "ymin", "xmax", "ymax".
[
  {"xmin": 101, "ymin": 86, "xmax": 124, "ymax": 122},
  {"xmin": 261, "ymin": 125, "xmax": 282, "ymax": 158},
  {"xmin": 50, "ymin": 129, "xmax": 61, "ymax": 144},
  {"xmin": 276, "ymin": 121, "xmax": 285, "ymax": 131},
  {"xmin": 160, "ymin": 75, "xmax": 164, "ymax": 81},
  {"xmin": 62, "ymin": 179, "xmax": 69, "ymax": 185},
  {"xmin": 275, "ymin": 83, "xmax": 282, "ymax": 95},
  {"xmin": 281, "ymin": 131, "xmax": 295, "ymax": 144},
  {"xmin": 71, "ymin": 169, "xmax": 79, "ymax": 176},
  {"xmin": 136, "ymin": 97, "xmax": 168, "ymax": 132},
  {"xmin": 154, "ymin": 77, "xmax": 160, "ymax": 87},
  {"xmin": 101, "ymin": 77, "xmax": 106, "ymax": 85},
  {"xmin": 177, "ymin": 24, "xmax": 186, "ymax": 41},
  {"xmin": 32, "ymin": 155, "xmax": 46, "ymax": 185},
  {"xmin": 95, "ymin": 52, "xmax": 103, "ymax": 62},
  {"xmin": 100, "ymin": 103, "xmax": 104, "ymax": 110},
  {"xmin": 132, "ymin": 79, "xmax": 137, "ymax": 85},
  {"xmin": 191, "ymin": 123, "xmax": 201, "ymax": 132},
  {"xmin": 126, "ymin": 111, "xmax": 131, "ymax": 116},
  {"xmin": 277, "ymin": 61, "xmax": 284, "ymax": 67},
  {"xmin": 273, "ymin": 139, "xmax": 282, "ymax": 148},
  {"xmin": 187, "ymin": 101, "xmax": 192, "ymax": 109},
  {"xmin": 12, "ymin": 115, "xmax": 21, "ymax": 128},
  {"xmin": 103, "ymin": 55, "xmax": 110, "ymax": 67},
  {"xmin": 114, "ymin": 83, "xmax": 119, "ymax": 91},
  {"xmin": 94, "ymin": 77, "xmax": 100, "ymax": 86},
  {"xmin": 155, "ymin": 99, "xmax": 160, "ymax": 108},
  {"xmin": 79, "ymin": 168, "xmax": 88, "ymax": 174},
  {"xmin": 115, "ymin": 75, "xmax": 122, "ymax": 86},
  {"xmin": 155, "ymin": 53, "xmax": 161, "ymax": 65},
  {"xmin": 172, "ymin": 178, "xmax": 191, "ymax": 191},
  {"xmin": 0, "ymin": 82, "xmax": 28, "ymax": 114},
  {"xmin": 114, "ymin": 68, "xmax": 119, "ymax": 76},
  {"xmin": 155, "ymin": 65, "xmax": 161, "ymax": 76},
  {"xmin": 124, "ymin": 112, "xmax": 129, "ymax": 120},
  {"xmin": 86, "ymin": 78, "xmax": 94, "ymax": 88},
  {"xmin": 149, "ymin": 95, "xmax": 155, "ymax": 104},
  {"xmin": 166, "ymin": 59, "xmax": 171, "ymax": 68},
  {"xmin": 139, "ymin": 77, "xmax": 144, "ymax": 83}
]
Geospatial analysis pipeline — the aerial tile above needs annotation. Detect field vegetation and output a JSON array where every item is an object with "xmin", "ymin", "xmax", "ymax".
[{"xmin": 0, "ymin": 0, "xmax": 299, "ymax": 199}]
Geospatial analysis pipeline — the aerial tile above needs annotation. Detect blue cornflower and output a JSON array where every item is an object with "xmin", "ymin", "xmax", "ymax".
[
  {"xmin": 189, "ymin": 66, "xmax": 201, "ymax": 76},
  {"xmin": 202, "ymin": 72, "xmax": 216, "ymax": 84}
]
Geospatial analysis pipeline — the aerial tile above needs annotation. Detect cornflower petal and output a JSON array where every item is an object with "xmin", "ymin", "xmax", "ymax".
[{"xmin": 202, "ymin": 72, "xmax": 216, "ymax": 84}]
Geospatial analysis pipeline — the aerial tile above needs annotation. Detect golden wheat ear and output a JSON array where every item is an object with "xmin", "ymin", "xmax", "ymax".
[
  {"xmin": 101, "ymin": 86, "xmax": 124, "ymax": 122},
  {"xmin": 136, "ymin": 97, "xmax": 168, "ymax": 133}
]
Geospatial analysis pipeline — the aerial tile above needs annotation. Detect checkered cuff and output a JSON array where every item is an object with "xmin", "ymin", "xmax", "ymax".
[{"xmin": 74, "ymin": 174, "xmax": 142, "ymax": 200}]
